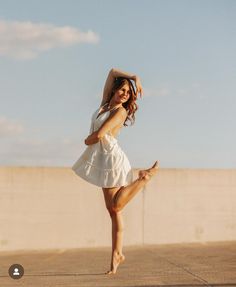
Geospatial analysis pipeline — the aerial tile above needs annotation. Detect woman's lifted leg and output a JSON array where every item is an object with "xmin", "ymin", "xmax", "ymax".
[{"xmin": 112, "ymin": 161, "xmax": 159, "ymax": 213}]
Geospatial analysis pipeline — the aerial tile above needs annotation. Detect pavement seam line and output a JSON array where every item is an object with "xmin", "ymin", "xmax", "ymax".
[
  {"xmin": 146, "ymin": 249, "xmax": 213, "ymax": 287},
  {"xmin": 158, "ymin": 255, "xmax": 213, "ymax": 287}
]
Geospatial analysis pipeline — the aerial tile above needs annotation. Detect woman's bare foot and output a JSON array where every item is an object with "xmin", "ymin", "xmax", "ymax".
[
  {"xmin": 105, "ymin": 252, "xmax": 125, "ymax": 275},
  {"xmin": 138, "ymin": 160, "xmax": 159, "ymax": 181}
]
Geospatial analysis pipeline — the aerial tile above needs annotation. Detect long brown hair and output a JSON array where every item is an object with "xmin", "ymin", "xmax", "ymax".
[{"xmin": 108, "ymin": 77, "xmax": 138, "ymax": 126}]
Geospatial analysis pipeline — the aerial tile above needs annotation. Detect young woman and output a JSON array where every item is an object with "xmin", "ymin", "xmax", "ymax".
[{"xmin": 72, "ymin": 68, "xmax": 159, "ymax": 275}]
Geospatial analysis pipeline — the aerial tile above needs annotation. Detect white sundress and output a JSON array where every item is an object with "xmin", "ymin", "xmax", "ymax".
[{"xmin": 71, "ymin": 106, "xmax": 133, "ymax": 188}]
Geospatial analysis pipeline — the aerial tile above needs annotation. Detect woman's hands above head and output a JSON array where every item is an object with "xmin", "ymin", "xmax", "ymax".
[
  {"xmin": 133, "ymin": 75, "xmax": 143, "ymax": 98},
  {"xmin": 101, "ymin": 68, "xmax": 144, "ymax": 106}
]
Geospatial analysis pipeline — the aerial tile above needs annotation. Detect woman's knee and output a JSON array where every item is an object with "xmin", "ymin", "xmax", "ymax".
[
  {"xmin": 106, "ymin": 207, "xmax": 115, "ymax": 217},
  {"xmin": 103, "ymin": 187, "xmax": 122, "ymax": 214},
  {"xmin": 107, "ymin": 205, "xmax": 122, "ymax": 216},
  {"xmin": 107, "ymin": 207, "xmax": 118, "ymax": 217},
  {"xmin": 111, "ymin": 188, "xmax": 124, "ymax": 213},
  {"xmin": 111, "ymin": 203, "xmax": 123, "ymax": 213}
]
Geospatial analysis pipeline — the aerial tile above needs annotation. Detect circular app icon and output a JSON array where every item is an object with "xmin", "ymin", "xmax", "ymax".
[{"xmin": 8, "ymin": 264, "xmax": 24, "ymax": 279}]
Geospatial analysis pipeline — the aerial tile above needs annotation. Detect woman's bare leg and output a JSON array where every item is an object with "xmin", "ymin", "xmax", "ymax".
[
  {"xmin": 103, "ymin": 188, "xmax": 125, "ymax": 274},
  {"xmin": 112, "ymin": 160, "xmax": 159, "ymax": 212},
  {"xmin": 111, "ymin": 211, "xmax": 123, "ymax": 254},
  {"xmin": 106, "ymin": 211, "xmax": 125, "ymax": 274},
  {"xmin": 104, "ymin": 160, "xmax": 159, "ymax": 274}
]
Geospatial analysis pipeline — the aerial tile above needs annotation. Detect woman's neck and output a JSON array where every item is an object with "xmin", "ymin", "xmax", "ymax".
[{"xmin": 107, "ymin": 99, "xmax": 122, "ymax": 110}]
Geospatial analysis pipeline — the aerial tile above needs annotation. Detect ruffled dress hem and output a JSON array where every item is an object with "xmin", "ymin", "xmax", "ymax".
[
  {"xmin": 72, "ymin": 106, "xmax": 133, "ymax": 188},
  {"xmin": 72, "ymin": 160, "xmax": 133, "ymax": 188}
]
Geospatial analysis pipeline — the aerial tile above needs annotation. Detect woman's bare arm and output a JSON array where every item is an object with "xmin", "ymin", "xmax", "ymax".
[
  {"xmin": 100, "ymin": 69, "xmax": 115, "ymax": 107},
  {"xmin": 84, "ymin": 107, "xmax": 127, "ymax": 145},
  {"xmin": 84, "ymin": 131, "xmax": 100, "ymax": 145},
  {"xmin": 97, "ymin": 107, "xmax": 127, "ymax": 138},
  {"xmin": 111, "ymin": 68, "xmax": 143, "ymax": 97},
  {"xmin": 111, "ymin": 68, "xmax": 137, "ymax": 80},
  {"xmin": 100, "ymin": 68, "xmax": 138, "ymax": 107}
]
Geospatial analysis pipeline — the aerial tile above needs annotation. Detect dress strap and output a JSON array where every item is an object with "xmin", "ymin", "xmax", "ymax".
[
  {"xmin": 100, "ymin": 103, "xmax": 121, "ymax": 112},
  {"xmin": 109, "ymin": 106, "xmax": 120, "ymax": 112},
  {"xmin": 101, "ymin": 102, "xmax": 109, "ymax": 108}
]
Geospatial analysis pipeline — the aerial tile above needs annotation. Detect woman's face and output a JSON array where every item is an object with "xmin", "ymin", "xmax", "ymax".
[{"xmin": 113, "ymin": 83, "xmax": 131, "ymax": 104}]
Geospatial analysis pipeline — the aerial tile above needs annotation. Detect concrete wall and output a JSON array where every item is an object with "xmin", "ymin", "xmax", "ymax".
[{"xmin": 0, "ymin": 167, "xmax": 235, "ymax": 251}]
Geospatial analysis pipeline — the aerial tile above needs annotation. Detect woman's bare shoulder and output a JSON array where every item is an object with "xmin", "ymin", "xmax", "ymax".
[{"xmin": 115, "ymin": 106, "xmax": 128, "ymax": 118}]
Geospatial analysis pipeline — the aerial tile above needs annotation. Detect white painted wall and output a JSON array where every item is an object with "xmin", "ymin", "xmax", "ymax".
[{"xmin": 0, "ymin": 167, "xmax": 235, "ymax": 251}]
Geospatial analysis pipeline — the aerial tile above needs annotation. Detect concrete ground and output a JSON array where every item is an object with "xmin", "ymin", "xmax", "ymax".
[{"xmin": 0, "ymin": 241, "xmax": 236, "ymax": 287}]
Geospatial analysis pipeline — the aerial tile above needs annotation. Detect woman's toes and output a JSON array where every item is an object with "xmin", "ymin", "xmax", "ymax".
[
  {"xmin": 105, "ymin": 253, "xmax": 125, "ymax": 275},
  {"xmin": 149, "ymin": 160, "xmax": 160, "ymax": 174},
  {"xmin": 139, "ymin": 161, "xmax": 160, "ymax": 181},
  {"xmin": 152, "ymin": 160, "xmax": 158, "ymax": 168},
  {"xmin": 139, "ymin": 160, "xmax": 160, "ymax": 180},
  {"xmin": 151, "ymin": 160, "xmax": 160, "ymax": 170},
  {"xmin": 105, "ymin": 270, "xmax": 115, "ymax": 275}
]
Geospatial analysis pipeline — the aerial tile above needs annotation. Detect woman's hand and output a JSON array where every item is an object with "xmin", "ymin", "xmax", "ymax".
[
  {"xmin": 133, "ymin": 76, "xmax": 143, "ymax": 98},
  {"xmin": 84, "ymin": 131, "xmax": 101, "ymax": 145},
  {"xmin": 84, "ymin": 135, "xmax": 92, "ymax": 145},
  {"xmin": 84, "ymin": 137, "xmax": 89, "ymax": 145}
]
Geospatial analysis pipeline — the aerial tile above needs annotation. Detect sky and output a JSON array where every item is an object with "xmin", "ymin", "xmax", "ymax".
[{"xmin": 0, "ymin": 0, "xmax": 235, "ymax": 169}]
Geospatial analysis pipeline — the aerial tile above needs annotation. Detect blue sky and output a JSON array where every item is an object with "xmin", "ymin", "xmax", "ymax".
[{"xmin": 0, "ymin": 0, "xmax": 235, "ymax": 169}]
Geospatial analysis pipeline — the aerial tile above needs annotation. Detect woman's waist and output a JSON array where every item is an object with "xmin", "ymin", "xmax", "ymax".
[
  {"xmin": 95, "ymin": 136, "xmax": 120, "ymax": 153},
  {"xmin": 93, "ymin": 126, "xmax": 121, "ymax": 139}
]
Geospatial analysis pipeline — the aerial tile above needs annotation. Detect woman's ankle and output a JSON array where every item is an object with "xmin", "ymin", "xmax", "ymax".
[{"xmin": 113, "ymin": 249, "xmax": 122, "ymax": 256}]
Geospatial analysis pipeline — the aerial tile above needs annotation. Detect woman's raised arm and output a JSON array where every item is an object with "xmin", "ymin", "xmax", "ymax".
[{"xmin": 100, "ymin": 69, "xmax": 115, "ymax": 107}]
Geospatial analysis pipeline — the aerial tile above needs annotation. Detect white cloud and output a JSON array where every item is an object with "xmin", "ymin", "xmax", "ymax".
[
  {"xmin": 0, "ymin": 116, "xmax": 24, "ymax": 137},
  {"xmin": 0, "ymin": 19, "xmax": 100, "ymax": 60}
]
